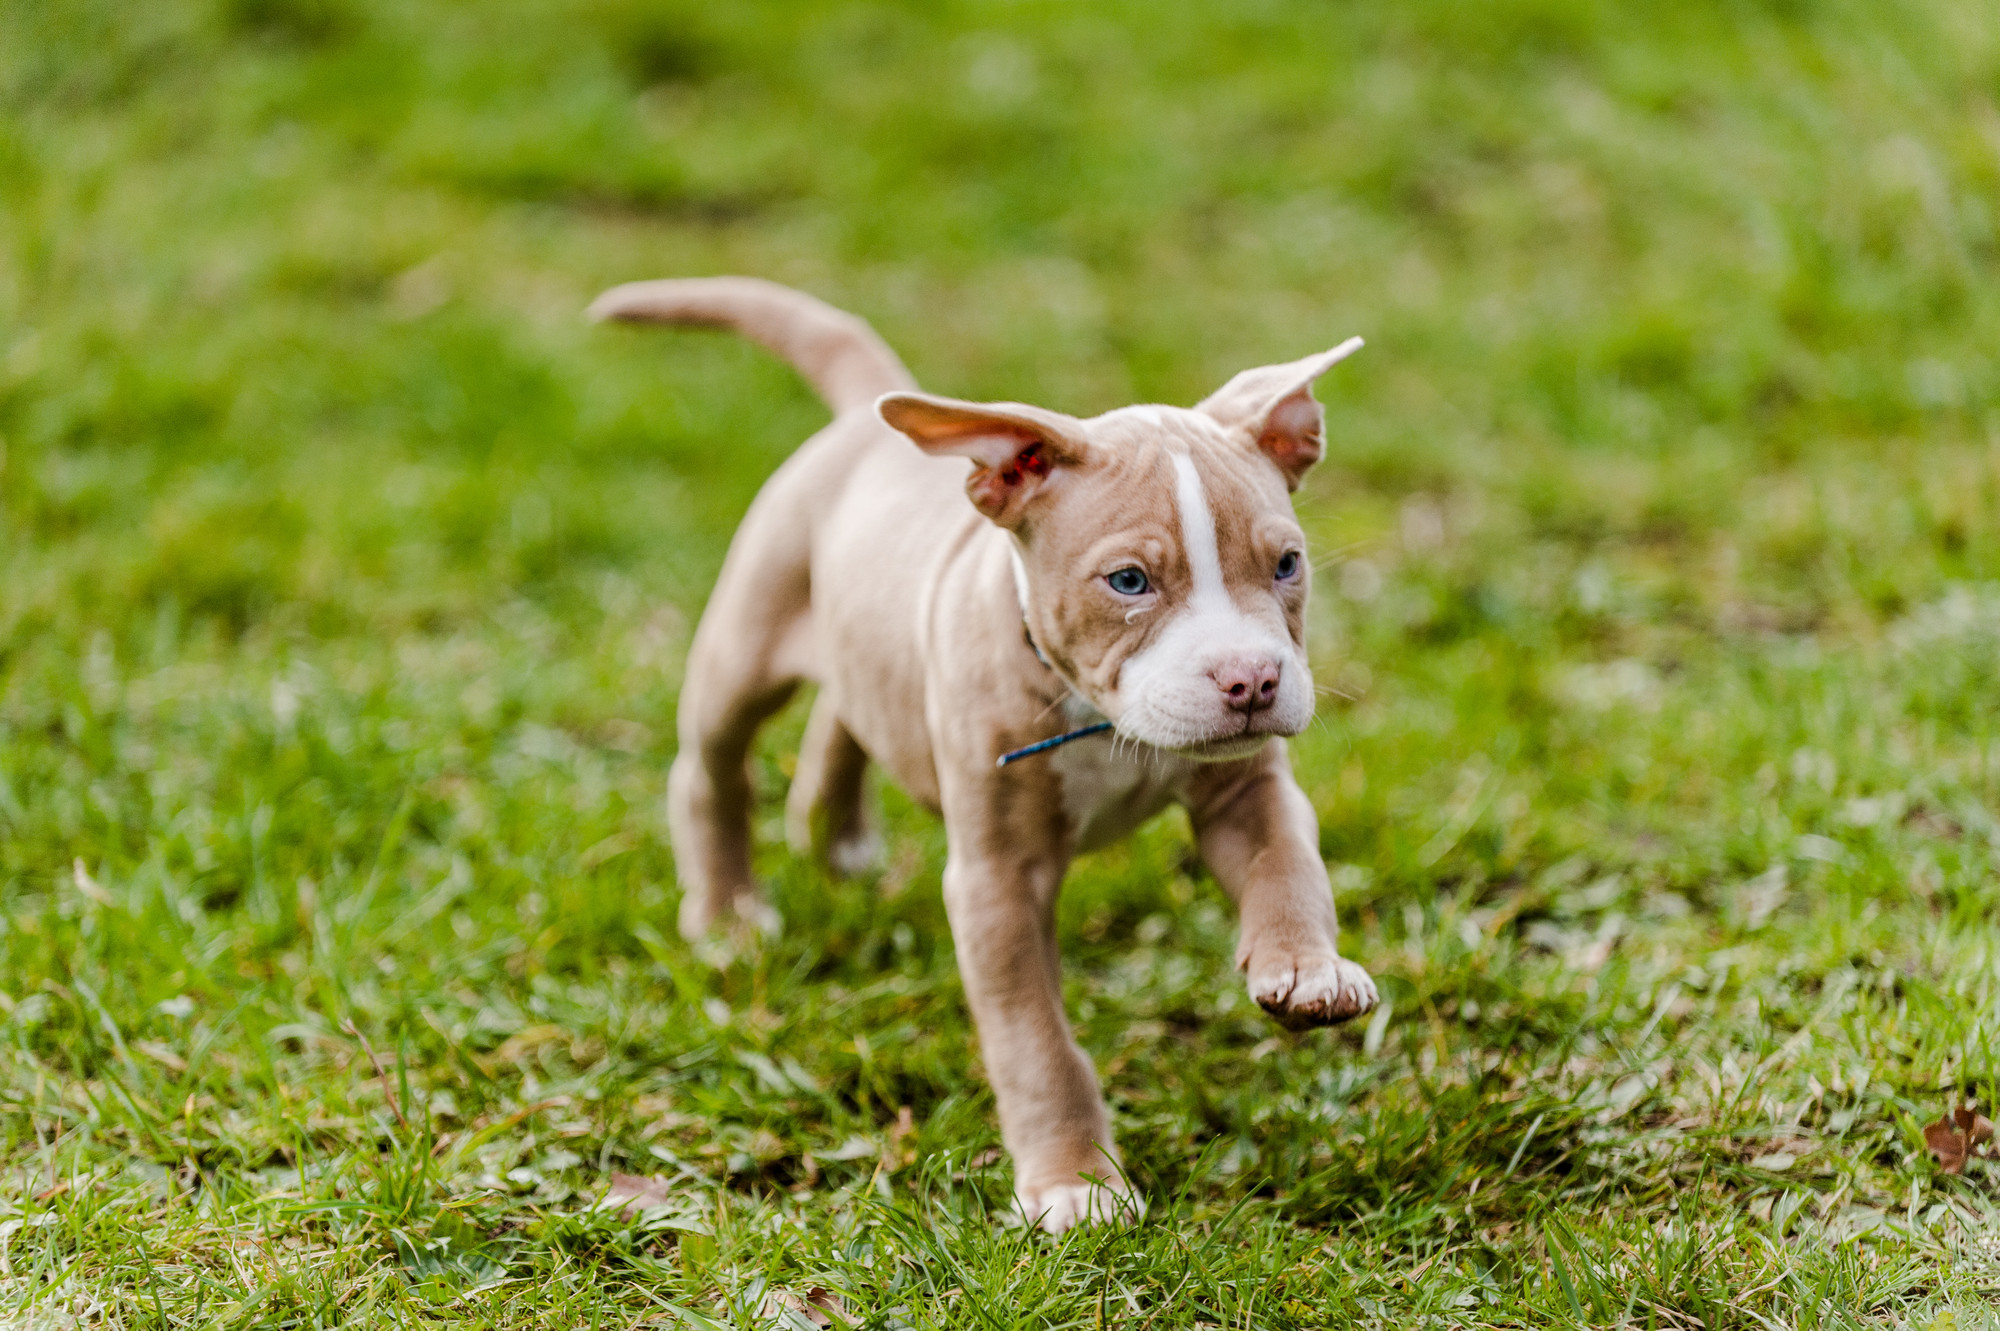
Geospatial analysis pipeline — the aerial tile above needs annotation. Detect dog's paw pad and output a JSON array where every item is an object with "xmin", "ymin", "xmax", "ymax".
[
  {"xmin": 1250, "ymin": 955, "xmax": 1377, "ymax": 1031},
  {"xmin": 1016, "ymin": 1180, "xmax": 1144, "ymax": 1234}
]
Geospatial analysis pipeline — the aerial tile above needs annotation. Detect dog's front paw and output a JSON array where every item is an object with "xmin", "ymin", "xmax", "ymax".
[
  {"xmin": 1248, "ymin": 953, "xmax": 1377, "ymax": 1031},
  {"xmin": 677, "ymin": 886, "xmax": 781, "ymax": 947},
  {"xmin": 1016, "ymin": 1178, "xmax": 1144, "ymax": 1235},
  {"xmin": 825, "ymin": 828, "xmax": 885, "ymax": 878}
]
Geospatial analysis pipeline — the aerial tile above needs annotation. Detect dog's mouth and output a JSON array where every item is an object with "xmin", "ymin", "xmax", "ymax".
[
  {"xmin": 1172, "ymin": 733, "xmax": 1279, "ymax": 763},
  {"xmin": 1106, "ymin": 687, "xmax": 1308, "ymax": 761}
]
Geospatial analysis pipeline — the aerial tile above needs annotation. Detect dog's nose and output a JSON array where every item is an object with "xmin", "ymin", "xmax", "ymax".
[{"xmin": 1213, "ymin": 657, "xmax": 1281, "ymax": 713}]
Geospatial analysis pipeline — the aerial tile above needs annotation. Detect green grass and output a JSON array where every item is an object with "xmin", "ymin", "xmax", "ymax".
[{"xmin": 5, "ymin": 0, "xmax": 2000, "ymax": 1324}]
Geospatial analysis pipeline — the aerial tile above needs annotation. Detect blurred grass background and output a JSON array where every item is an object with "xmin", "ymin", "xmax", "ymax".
[{"xmin": 4, "ymin": 0, "xmax": 2000, "ymax": 1325}]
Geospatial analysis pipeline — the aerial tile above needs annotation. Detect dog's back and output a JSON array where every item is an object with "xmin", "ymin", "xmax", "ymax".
[{"xmin": 590, "ymin": 276, "xmax": 990, "ymax": 928}]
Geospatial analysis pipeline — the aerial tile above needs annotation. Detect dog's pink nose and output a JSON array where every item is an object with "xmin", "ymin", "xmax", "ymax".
[{"xmin": 1213, "ymin": 657, "xmax": 1281, "ymax": 713}]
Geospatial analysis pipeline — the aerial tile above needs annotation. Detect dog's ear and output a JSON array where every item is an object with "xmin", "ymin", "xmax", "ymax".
[
  {"xmin": 1196, "ymin": 337, "xmax": 1363, "ymax": 491},
  {"xmin": 877, "ymin": 392, "xmax": 1090, "ymax": 528}
]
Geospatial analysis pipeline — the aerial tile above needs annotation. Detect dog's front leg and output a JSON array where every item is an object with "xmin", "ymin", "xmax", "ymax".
[
  {"xmin": 941, "ymin": 849, "xmax": 1137, "ymax": 1232},
  {"xmin": 1187, "ymin": 744, "xmax": 1377, "ymax": 1030}
]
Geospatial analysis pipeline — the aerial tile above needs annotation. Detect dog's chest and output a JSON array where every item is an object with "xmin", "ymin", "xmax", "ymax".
[{"xmin": 1049, "ymin": 738, "xmax": 1194, "ymax": 852}]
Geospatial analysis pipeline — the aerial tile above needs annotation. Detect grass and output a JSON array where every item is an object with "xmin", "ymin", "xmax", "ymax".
[{"xmin": 4, "ymin": 0, "xmax": 2000, "ymax": 1324}]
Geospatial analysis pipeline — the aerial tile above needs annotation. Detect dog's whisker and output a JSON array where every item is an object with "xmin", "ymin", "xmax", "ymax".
[{"xmin": 1311, "ymin": 538, "xmax": 1380, "ymax": 571}]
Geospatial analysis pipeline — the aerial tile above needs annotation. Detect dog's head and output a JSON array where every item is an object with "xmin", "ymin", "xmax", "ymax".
[{"xmin": 878, "ymin": 339, "xmax": 1360, "ymax": 759}]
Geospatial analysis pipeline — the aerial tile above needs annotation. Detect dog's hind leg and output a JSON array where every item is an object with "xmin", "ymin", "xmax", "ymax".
[
  {"xmin": 785, "ymin": 694, "xmax": 881, "ymax": 877},
  {"xmin": 669, "ymin": 492, "xmax": 815, "ymax": 941},
  {"xmin": 669, "ymin": 642, "xmax": 799, "ymax": 940}
]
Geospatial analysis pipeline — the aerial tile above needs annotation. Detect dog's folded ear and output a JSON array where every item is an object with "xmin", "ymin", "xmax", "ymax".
[
  {"xmin": 877, "ymin": 393, "xmax": 1091, "ymax": 527},
  {"xmin": 1196, "ymin": 337, "xmax": 1363, "ymax": 491}
]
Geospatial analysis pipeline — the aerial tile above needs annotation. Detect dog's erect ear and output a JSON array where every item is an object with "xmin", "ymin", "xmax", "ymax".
[
  {"xmin": 877, "ymin": 392, "xmax": 1091, "ymax": 528},
  {"xmin": 1196, "ymin": 337, "xmax": 1363, "ymax": 491}
]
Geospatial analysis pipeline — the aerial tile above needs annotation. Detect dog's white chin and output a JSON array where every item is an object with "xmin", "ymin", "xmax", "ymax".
[
  {"xmin": 1104, "ymin": 708, "xmax": 1305, "ymax": 762},
  {"xmin": 1180, "ymin": 735, "xmax": 1274, "ymax": 763},
  {"xmin": 1169, "ymin": 734, "xmax": 1278, "ymax": 763}
]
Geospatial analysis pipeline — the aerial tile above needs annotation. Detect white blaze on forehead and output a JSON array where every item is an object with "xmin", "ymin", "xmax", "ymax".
[{"xmin": 1170, "ymin": 451, "xmax": 1229, "ymax": 608}]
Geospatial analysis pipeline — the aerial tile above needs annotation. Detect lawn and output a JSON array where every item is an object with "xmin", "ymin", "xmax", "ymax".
[{"xmin": 4, "ymin": 0, "xmax": 2000, "ymax": 1325}]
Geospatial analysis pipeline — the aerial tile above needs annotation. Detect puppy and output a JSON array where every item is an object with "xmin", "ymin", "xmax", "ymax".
[{"xmin": 589, "ymin": 277, "xmax": 1378, "ymax": 1232}]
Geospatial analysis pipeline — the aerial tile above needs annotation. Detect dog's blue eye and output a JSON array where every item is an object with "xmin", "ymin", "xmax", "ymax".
[
  {"xmin": 1276, "ymin": 551, "xmax": 1301, "ymax": 581},
  {"xmin": 1107, "ymin": 567, "xmax": 1150, "ymax": 596}
]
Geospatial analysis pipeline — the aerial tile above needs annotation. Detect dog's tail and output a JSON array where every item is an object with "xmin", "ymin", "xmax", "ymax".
[{"xmin": 586, "ymin": 276, "xmax": 917, "ymax": 415}]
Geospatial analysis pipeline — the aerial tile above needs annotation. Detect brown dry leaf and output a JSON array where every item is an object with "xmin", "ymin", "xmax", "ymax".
[
  {"xmin": 1923, "ymin": 1116, "xmax": 1964, "ymax": 1172},
  {"xmin": 1961, "ymin": 1103, "xmax": 1997, "ymax": 1150},
  {"xmin": 759, "ymin": 1286, "xmax": 846, "ymax": 1328},
  {"xmin": 1924, "ymin": 1103, "xmax": 1995, "ymax": 1174},
  {"xmin": 603, "ymin": 1172, "xmax": 677, "ymax": 1217}
]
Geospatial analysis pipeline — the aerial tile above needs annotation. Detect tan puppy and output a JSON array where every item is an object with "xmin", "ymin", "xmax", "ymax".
[{"xmin": 589, "ymin": 277, "xmax": 1378, "ymax": 1232}]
